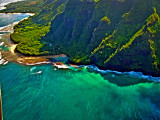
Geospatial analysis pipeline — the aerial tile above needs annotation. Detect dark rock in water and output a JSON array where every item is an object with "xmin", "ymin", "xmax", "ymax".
[{"xmin": 2, "ymin": 0, "xmax": 160, "ymax": 76}]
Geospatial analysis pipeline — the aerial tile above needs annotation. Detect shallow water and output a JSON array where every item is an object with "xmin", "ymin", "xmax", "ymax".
[
  {"xmin": 0, "ymin": 0, "xmax": 24, "ymax": 10},
  {"xmin": 0, "ymin": 13, "xmax": 30, "ymax": 28},
  {"xmin": 0, "ymin": 2, "xmax": 160, "ymax": 120},
  {"xmin": 0, "ymin": 0, "xmax": 22, "ymax": 4},
  {"xmin": 0, "ymin": 63, "xmax": 160, "ymax": 120}
]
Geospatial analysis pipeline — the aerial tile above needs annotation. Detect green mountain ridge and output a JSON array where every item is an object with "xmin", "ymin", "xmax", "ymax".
[{"xmin": 1, "ymin": 0, "xmax": 160, "ymax": 76}]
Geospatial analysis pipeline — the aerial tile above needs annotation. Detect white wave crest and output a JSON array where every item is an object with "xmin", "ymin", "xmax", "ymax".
[
  {"xmin": 26, "ymin": 61, "xmax": 50, "ymax": 66},
  {"xmin": 0, "ymin": 59, "xmax": 5, "ymax": 65},
  {"xmin": 0, "ymin": 42, "xmax": 4, "ymax": 46},
  {"xmin": 31, "ymin": 71, "xmax": 42, "ymax": 75},
  {"xmin": 87, "ymin": 65, "xmax": 160, "ymax": 82},
  {"xmin": 30, "ymin": 66, "xmax": 37, "ymax": 72},
  {"xmin": 3, "ymin": 61, "xmax": 8, "ymax": 65},
  {"xmin": 0, "ymin": 0, "xmax": 24, "ymax": 10},
  {"xmin": 53, "ymin": 63, "xmax": 69, "ymax": 69}
]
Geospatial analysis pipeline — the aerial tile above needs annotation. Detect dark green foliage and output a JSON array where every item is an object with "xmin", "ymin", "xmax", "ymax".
[
  {"xmin": 2, "ymin": 0, "xmax": 160, "ymax": 76},
  {"xmin": 43, "ymin": 0, "xmax": 160, "ymax": 76},
  {"xmin": 3, "ymin": 0, "xmax": 67, "ymax": 55},
  {"xmin": 11, "ymin": 19, "xmax": 50, "ymax": 55},
  {"xmin": 0, "ymin": 0, "xmax": 46, "ymax": 13}
]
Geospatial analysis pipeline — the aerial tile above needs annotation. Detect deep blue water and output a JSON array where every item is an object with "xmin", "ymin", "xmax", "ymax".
[{"xmin": 0, "ymin": 6, "xmax": 160, "ymax": 120}]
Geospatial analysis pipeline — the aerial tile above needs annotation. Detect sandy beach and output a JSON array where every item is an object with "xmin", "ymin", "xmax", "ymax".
[
  {"xmin": 0, "ymin": 14, "xmax": 67, "ymax": 66},
  {"xmin": 0, "ymin": 13, "xmax": 36, "ymax": 64},
  {"xmin": 0, "ymin": 0, "xmax": 25, "ymax": 10},
  {"xmin": 0, "ymin": 13, "xmax": 78, "ymax": 68}
]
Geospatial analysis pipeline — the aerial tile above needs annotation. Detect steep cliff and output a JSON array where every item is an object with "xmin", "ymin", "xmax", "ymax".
[
  {"xmin": 43, "ymin": 0, "xmax": 160, "ymax": 76},
  {"xmin": 2, "ymin": 0, "xmax": 160, "ymax": 76}
]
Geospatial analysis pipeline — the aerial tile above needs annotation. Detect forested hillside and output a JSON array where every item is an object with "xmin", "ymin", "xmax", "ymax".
[
  {"xmin": 1, "ymin": 0, "xmax": 67, "ymax": 55},
  {"xmin": 1, "ymin": 0, "xmax": 160, "ymax": 76}
]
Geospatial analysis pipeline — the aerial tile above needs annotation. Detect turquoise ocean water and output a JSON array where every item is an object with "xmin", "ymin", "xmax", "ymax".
[
  {"xmin": 0, "ymin": 63, "xmax": 160, "ymax": 120},
  {"xmin": 0, "ymin": 7, "xmax": 160, "ymax": 120}
]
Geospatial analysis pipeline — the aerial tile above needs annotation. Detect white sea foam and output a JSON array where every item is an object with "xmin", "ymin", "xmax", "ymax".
[
  {"xmin": 18, "ymin": 61, "xmax": 49, "ymax": 66},
  {"xmin": 30, "ymin": 66, "xmax": 37, "ymax": 72},
  {"xmin": 0, "ymin": 0, "xmax": 24, "ymax": 10},
  {"xmin": 87, "ymin": 65, "xmax": 160, "ymax": 82},
  {"xmin": 31, "ymin": 71, "xmax": 42, "ymax": 75},
  {"xmin": 17, "ymin": 61, "xmax": 23, "ymax": 64},
  {"xmin": 26, "ymin": 61, "xmax": 50, "ymax": 66},
  {"xmin": 0, "ymin": 42, "xmax": 4, "ymax": 46},
  {"xmin": 0, "ymin": 52, "xmax": 2, "ymax": 59},
  {"xmin": 0, "ymin": 13, "xmax": 34, "ymax": 34},
  {"xmin": 3, "ymin": 61, "xmax": 8, "ymax": 65},
  {"xmin": 0, "ymin": 59, "xmax": 5, "ymax": 64},
  {"xmin": 37, "ymin": 71, "xmax": 42, "ymax": 74},
  {"xmin": 53, "ymin": 63, "xmax": 69, "ymax": 69}
]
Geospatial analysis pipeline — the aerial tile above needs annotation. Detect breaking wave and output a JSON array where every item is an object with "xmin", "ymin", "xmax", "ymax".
[{"xmin": 87, "ymin": 65, "xmax": 160, "ymax": 82}]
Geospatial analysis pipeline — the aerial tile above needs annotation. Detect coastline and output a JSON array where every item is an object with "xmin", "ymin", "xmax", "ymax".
[
  {"xmin": 87, "ymin": 65, "xmax": 160, "ymax": 82},
  {"xmin": 0, "ymin": 0, "xmax": 24, "ymax": 10},
  {"xmin": 0, "ymin": 12, "xmax": 37, "ymax": 65},
  {"xmin": 0, "ymin": 13, "xmax": 35, "ymax": 33},
  {"xmin": 1, "ymin": 19, "xmax": 160, "ymax": 79},
  {"xmin": 1, "ymin": 25, "xmax": 160, "ymax": 81},
  {"xmin": 0, "ymin": 4, "xmax": 159, "ymax": 79}
]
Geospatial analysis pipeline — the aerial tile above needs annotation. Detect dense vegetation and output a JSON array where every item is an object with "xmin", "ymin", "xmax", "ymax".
[
  {"xmin": 1, "ymin": 0, "xmax": 67, "ymax": 55},
  {"xmin": 0, "ymin": 0, "xmax": 45, "ymax": 13},
  {"xmin": 11, "ymin": 19, "xmax": 50, "ymax": 55},
  {"xmin": 1, "ymin": 0, "xmax": 160, "ymax": 76}
]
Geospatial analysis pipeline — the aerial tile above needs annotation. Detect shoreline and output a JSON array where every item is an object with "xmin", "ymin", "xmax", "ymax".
[
  {"xmin": 87, "ymin": 65, "xmax": 160, "ymax": 82},
  {"xmin": 0, "ymin": 0, "xmax": 24, "ymax": 11},
  {"xmin": 0, "ymin": 13, "xmax": 35, "ymax": 33},
  {"xmin": 0, "ymin": 12, "xmax": 37, "ymax": 65},
  {"xmin": 0, "ymin": 21, "xmax": 160, "ymax": 79},
  {"xmin": 0, "ymin": 12, "xmax": 160, "ymax": 79}
]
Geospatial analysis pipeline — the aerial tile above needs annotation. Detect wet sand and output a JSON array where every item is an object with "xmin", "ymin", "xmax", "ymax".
[{"xmin": 0, "ymin": 13, "xmax": 78, "ymax": 68}]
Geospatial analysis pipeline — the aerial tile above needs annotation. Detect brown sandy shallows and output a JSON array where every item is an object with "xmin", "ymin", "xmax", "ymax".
[
  {"xmin": 0, "ymin": 14, "xmax": 78, "ymax": 67},
  {"xmin": 17, "ymin": 57, "xmax": 50, "ymax": 65},
  {"xmin": 1, "ymin": 51, "xmax": 18, "ymax": 62}
]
